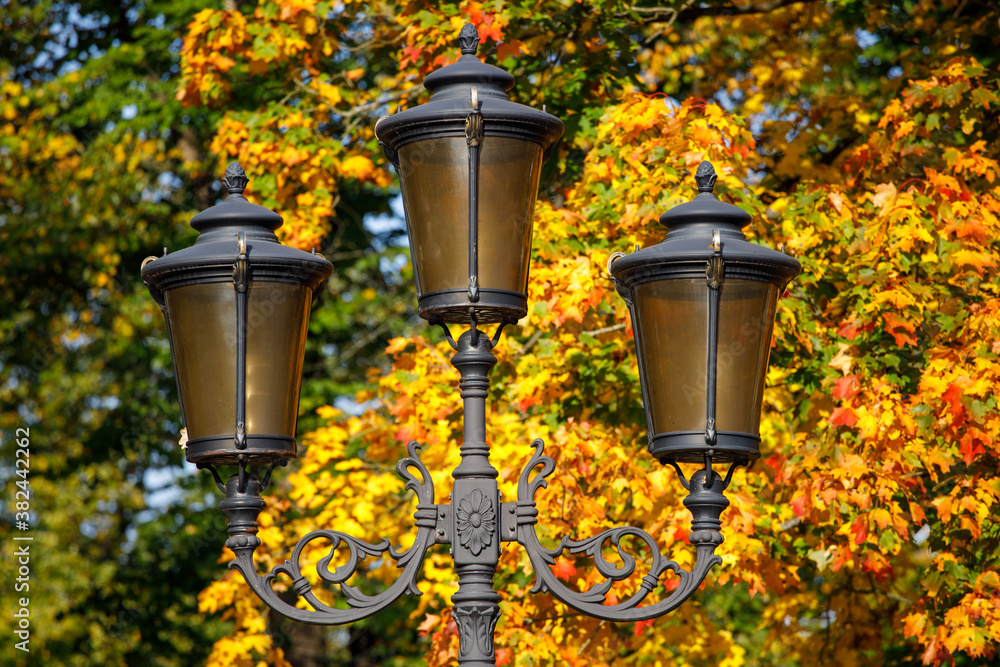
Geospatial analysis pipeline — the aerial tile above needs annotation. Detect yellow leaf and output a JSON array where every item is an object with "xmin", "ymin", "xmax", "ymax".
[{"xmin": 870, "ymin": 508, "xmax": 892, "ymax": 530}]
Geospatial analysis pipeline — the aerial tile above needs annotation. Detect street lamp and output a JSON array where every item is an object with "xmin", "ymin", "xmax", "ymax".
[{"xmin": 143, "ymin": 24, "xmax": 799, "ymax": 665}]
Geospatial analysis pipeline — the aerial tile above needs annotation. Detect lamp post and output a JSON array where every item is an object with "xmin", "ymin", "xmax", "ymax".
[{"xmin": 143, "ymin": 24, "xmax": 799, "ymax": 665}]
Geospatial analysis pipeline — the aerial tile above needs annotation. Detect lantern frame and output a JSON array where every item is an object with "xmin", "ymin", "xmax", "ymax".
[
  {"xmin": 609, "ymin": 161, "xmax": 801, "ymax": 466},
  {"xmin": 374, "ymin": 23, "xmax": 563, "ymax": 325},
  {"xmin": 141, "ymin": 163, "xmax": 333, "ymax": 468}
]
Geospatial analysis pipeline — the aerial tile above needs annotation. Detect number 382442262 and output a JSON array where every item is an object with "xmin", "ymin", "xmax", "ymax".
[{"xmin": 15, "ymin": 428, "xmax": 30, "ymax": 517}]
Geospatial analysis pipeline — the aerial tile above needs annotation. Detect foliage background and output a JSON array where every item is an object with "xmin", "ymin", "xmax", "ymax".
[{"xmin": 1, "ymin": 0, "xmax": 998, "ymax": 666}]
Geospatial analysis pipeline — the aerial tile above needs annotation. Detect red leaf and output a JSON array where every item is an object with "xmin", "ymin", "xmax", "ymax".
[
  {"xmin": 851, "ymin": 516, "xmax": 868, "ymax": 545},
  {"xmin": 790, "ymin": 494, "xmax": 807, "ymax": 517},
  {"xmin": 838, "ymin": 319, "xmax": 874, "ymax": 340},
  {"xmin": 829, "ymin": 406, "xmax": 859, "ymax": 427},
  {"xmin": 765, "ymin": 453, "xmax": 785, "ymax": 483},
  {"xmin": 942, "ymin": 384, "xmax": 965, "ymax": 423},
  {"xmin": 496, "ymin": 649, "xmax": 512, "ymax": 666},
  {"xmin": 553, "ymin": 558, "xmax": 577, "ymax": 582},
  {"xmin": 959, "ymin": 431, "xmax": 986, "ymax": 465},
  {"xmin": 633, "ymin": 619, "xmax": 655, "ymax": 636},
  {"xmin": 832, "ymin": 375, "xmax": 861, "ymax": 400}
]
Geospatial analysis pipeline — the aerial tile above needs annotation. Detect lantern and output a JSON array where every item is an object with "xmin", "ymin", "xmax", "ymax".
[
  {"xmin": 374, "ymin": 23, "xmax": 564, "ymax": 325},
  {"xmin": 610, "ymin": 161, "xmax": 800, "ymax": 465},
  {"xmin": 141, "ymin": 163, "xmax": 333, "ymax": 466}
]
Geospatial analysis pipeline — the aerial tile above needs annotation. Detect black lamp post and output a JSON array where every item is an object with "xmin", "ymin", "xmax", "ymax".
[{"xmin": 144, "ymin": 25, "xmax": 799, "ymax": 666}]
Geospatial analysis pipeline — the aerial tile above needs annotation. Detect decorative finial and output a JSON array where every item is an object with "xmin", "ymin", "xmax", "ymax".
[
  {"xmin": 222, "ymin": 162, "xmax": 249, "ymax": 195},
  {"xmin": 695, "ymin": 161, "xmax": 717, "ymax": 194},
  {"xmin": 458, "ymin": 23, "xmax": 480, "ymax": 56}
]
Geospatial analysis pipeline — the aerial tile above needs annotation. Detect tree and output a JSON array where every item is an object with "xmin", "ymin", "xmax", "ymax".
[
  {"xmin": 19, "ymin": 0, "xmax": 999, "ymax": 665},
  {"xmin": 0, "ymin": 1, "xmax": 414, "ymax": 665}
]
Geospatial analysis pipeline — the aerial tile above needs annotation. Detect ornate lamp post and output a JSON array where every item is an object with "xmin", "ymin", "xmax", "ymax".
[{"xmin": 143, "ymin": 25, "xmax": 799, "ymax": 665}]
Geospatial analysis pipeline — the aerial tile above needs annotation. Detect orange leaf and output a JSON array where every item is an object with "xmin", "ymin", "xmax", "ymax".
[
  {"xmin": 951, "ymin": 249, "xmax": 996, "ymax": 273},
  {"xmin": 496, "ymin": 40, "xmax": 523, "ymax": 61},
  {"xmin": 417, "ymin": 614, "xmax": 441, "ymax": 636},
  {"xmin": 959, "ymin": 432, "xmax": 986, "ymax": 465},
  {"xmin": 883, "ymin": 312, "xmax": 918, "ymax": 347},
  {"xmin": 903, "ymin": 612, "xmax": 927, "ymax": 638}
]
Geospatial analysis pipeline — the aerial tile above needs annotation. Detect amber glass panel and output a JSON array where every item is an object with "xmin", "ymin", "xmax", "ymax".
[
  {"xmin": 397, "ymin": 136, "xmax": 543, "ymax": 296},
  {"xmin": 633, "ymin": 278, "xmax": 778, "ymax": 436},
  {"xmin": 165, "ymin": 281, "xmax": 311, "ymax": 440}
]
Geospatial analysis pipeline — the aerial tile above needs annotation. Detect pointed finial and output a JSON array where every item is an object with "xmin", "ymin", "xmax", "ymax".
[
  {"xmin": 695, "ymin": 161, "xmax": 717, "ymax": 194},
  {"xmin": 222, "ymin": 162, "xmax": 249, "ymax": 195},
  {"xmin": 458, "ymin": 23, "xmax": 480, "ymax": 56}
]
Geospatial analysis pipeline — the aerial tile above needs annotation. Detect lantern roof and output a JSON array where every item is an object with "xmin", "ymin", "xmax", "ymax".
[
  {"xmin": 374, "ymin": 24, "xmax": 564, "ymax": 162},
  {"xmin": 610, "ymin": 162, "xmax": 800, "ymax": 287},
  {"xmin": 141, "ymin": 163, "xmax": 333, "ymax": 297}
]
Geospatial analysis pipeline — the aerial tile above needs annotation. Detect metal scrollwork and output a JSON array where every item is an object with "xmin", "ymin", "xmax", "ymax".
[
  {"xmin": 227, "ymin": 440, "xmax": 439, "ymax": 625},
  {"xmin": 515, "ymin": 439, "xmax": 727, "ymax": 622}
]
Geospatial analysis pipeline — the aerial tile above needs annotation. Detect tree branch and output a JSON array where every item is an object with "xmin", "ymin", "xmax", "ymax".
[{"xmin": 631, "ymin": 0, "xmax": 821, "ymax": 25}]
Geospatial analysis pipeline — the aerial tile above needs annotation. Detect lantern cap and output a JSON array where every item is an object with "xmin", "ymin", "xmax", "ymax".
[
  {"xmin": 141, "ymin": 163, "xmax": 333, "ymax": 296},
  {"xmin": 374, "ymin": 23, "xmax": 563, "ymax": 160},
  {"xmin": 610, "ymin": 161, "xmax": 800, "ymax": 288},
  {"xmin": 422, "ymin": 24, "xmax": 516, "ymax": 94},
  {"xmin": 188, "ymin": 162, "xmax": 282, "ymax": 238},
  {"xmin": 657, "ymin": 161, "xmax": 752, "ymax": 233}
]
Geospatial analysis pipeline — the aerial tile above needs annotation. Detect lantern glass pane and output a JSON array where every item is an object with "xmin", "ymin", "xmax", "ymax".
[
  {"xmin": 397, "ymin": 136, "xmax": 542, "ymax": 296},
  {"xmin": 633, "ymin": 278, "xmax": 778, "ymax": 436},
  {"xmin": 165, "ymin": 281, "xmax": 312, "ymax": 441}
]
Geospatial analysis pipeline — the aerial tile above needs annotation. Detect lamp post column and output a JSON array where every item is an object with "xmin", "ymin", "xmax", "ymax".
[{"xmin": 450, "ymin": 329, "xmax": 502, "ymax": 666}]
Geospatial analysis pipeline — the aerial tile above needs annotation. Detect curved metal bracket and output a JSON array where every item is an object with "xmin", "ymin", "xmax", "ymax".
[
  {"xmin": 226, "ymin": 441, "xmax": 440, "ymax": 625},
  {"xmin": 514, "ymin": 439, "xmax": 727, "ymax": 622}
]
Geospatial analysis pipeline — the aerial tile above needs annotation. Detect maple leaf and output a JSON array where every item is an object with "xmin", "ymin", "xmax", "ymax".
[
  {"xmin": 941, "ymin": 384, "xmax": 966, "ymax": 423},
  {"xmin": 851, "ymin": 516, "xmax": 869, "ymax": 545},
  {"xmin": 417, "ymin": 613, "xmax": 441, "ymax": 636},
  {"xmin": 552, "ymin": 558, "xmax": 577, "ymax": 582},
  {"xmin": 872, "ymin": 182, "xmax": 897, "ymax": 212},
  {"xmin": 633, "ymin": 619, "xmax": 655, "ymax": 636},
  {"xmin": 883, "ymin": 312, "xmax": 918, "ymax": 347},
  {"xmin": 959, "ymin": 432, "xmax": 986, "ymax": 465},
  {"xmin": 951, "ymin": 249, "xmax": 996, "ymax": 273},
  {"xmin": 495, "ymin": 39, "xmax": 523, "ymax": 61},
  {"xmin": 903, "ymin": 612, "xmax": 927, "ymax": 638},
  {"xmin": 832, "ymin": 375, "xmax": 860, "ymax": 400},
  {"xmin": 829, "ymin": 406, "xmax": 858, "ymax": 427},
  {"xmin": 828, "ymin": 343, "xmax": 855, "ymax": 374}
]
